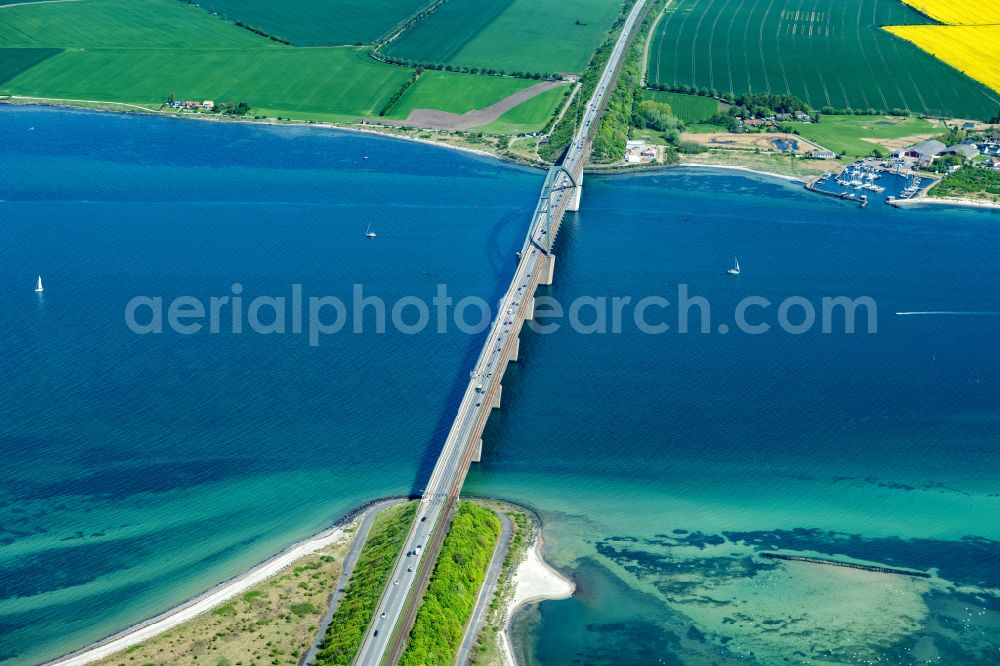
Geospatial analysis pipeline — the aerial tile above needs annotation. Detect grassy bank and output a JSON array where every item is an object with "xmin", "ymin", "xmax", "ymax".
[
  {"xmin": 314, "ymin": 501, "xmax": 418, "ymax": 666},
  {"xmin": 399, "ymin": 502, "xmax": 502, "ymax": 666},
  {"xmin": 93, "ymin": 531, "xmax": 353, "ymax": 666}
]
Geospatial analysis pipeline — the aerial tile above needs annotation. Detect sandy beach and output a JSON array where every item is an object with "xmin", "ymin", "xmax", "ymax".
[
  {"xmin": 681, "ymin": 162, "xmax": 808, "ymax": 184},
  {"xmin": 46, "ymin": 515, "xmax": 362, "ymax": 666},
  {"xmin": 897, "ymin": 195, "xmax": 1000, "ymax": 211},
  {"xmin": 498, "ymin": 533, "xmax": 575, "ymax": 666}
]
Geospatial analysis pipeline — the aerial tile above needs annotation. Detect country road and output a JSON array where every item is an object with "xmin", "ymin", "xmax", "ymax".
[
  {"xmin": 455, "ymin": 510, "xmax": 513, "ymax": 665},
  {"xmin": 301, "ymin": 498, "xmax": 407, "ymax": 666}
]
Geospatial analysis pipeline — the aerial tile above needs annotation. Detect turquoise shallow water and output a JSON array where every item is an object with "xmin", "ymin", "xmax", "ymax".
[
  {"xmin": 2, "ymin": 106, "xmax": 999, "ymax": 665},
  {"xmin": 465, "ymin": 172, "xmax": 1000, "ymax": 664}
]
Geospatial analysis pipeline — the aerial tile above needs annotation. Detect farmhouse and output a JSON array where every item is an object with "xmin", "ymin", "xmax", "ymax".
[{"xmin": 897, "ymin": 139, "xmax": 946, "ymax": 165}]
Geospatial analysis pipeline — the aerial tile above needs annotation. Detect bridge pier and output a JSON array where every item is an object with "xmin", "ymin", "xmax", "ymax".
[
  {"xmin": 539, "ymin": 253, "xmax": 555, "ymax": 286},
  {"xmin": 510, "ymin": 337, "xmax": 520, "ymax": 362},
  {"xmin": 472, "ymin": 438, "xmax": 482, "ymax": 463},
  {"xmin": 566, "ymin": 174, "xmax": 583, "ymax": 212},
  {"xmin": 491, "ymin": 384, "xmax": 502, "ymax": 409},
  {"xmin": 524, "ymin": 297, "xmax": 535, "ymax": 321}
]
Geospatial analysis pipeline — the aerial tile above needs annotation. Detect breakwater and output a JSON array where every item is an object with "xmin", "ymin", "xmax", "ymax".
[{"xmin": 761, "ymin": 552, "xmax": 931, "ymax": 578}]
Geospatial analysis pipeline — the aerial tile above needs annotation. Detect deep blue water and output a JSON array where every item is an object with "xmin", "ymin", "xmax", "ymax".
[
  {"xmin": 0, "ymin": 106, "xmax": 539, "ymax": 664},
  {"xmin": 2, "ymin": 105, "xmax": 999, "ymax": 665}
]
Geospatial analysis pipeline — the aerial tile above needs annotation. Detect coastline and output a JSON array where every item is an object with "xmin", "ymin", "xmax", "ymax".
[
  {"xmin": 678, "ymin": 162, "xmax": 807, "ymax": 184},
  {"xmin": 0, "ymin": 97, "xmax": 542, "ymax": 170},
  {"xmin": 5, "ymin": 98, "xmax": 996, "ymax": 212},
  {"xmin": 897, "ymin": 195, "xmax": 1000, "ymax": 211},
  {"xmin": 498, "ymin": 532, "xmax": 575, "ymax": 666},
  {"xmin": 45, "ymin": 496, "xmax": 405, "ymax": 666}
]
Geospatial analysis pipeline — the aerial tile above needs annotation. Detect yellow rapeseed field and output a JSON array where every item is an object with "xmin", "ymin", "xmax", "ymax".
[
  {"xmin": 886, "ymin": 25, "xmax": 1000, "ymax": 95},
  {"xmin": 898, "ymin": 0, "xmax": 1000, "ymax": 25}
]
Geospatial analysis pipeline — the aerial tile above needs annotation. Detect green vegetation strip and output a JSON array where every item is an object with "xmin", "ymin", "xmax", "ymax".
[
  {"xmin": 399, "ymin": 502, "xmax": 502, "ymax": 666},
  {"xmin": 930, "ymin": 167, "xmax": 1000, "ymax": 202},
  {"xmin": 314, "ymin": 501, "xmax": 418, "ymax": 666}
]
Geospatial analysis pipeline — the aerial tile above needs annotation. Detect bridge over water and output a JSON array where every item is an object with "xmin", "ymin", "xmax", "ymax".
[{"xmin": 354, "ymin": 1, "xmax": 652, "ymax": 662}]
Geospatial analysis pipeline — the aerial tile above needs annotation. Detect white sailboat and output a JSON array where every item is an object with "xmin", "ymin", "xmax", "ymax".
[
  {"xmin": 365, "ymin": 223, "xmax": 377, "ymax": 238},
  {"xmin": 727, "ymin": 258, "xmax": 740, "ymax": 276},
  {"xmin": 35, "ymin": 275, "xmax": 44, "ymax": 292}
]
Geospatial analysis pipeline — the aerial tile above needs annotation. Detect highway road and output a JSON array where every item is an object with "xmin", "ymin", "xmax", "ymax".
[{"xmin": 353, "ymin": 1, "xmax": 649, "ymax": 663}]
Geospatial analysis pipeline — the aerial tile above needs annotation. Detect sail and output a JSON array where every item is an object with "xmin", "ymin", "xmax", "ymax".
[{"xmin": 36, "ymin": 275, "xmax": 43, "ymax": 291}]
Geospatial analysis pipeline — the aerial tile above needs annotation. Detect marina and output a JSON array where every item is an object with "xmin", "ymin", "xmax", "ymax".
[{"xmin": 808, "ymin": 159, "xmax": 933, "ymax": 208}]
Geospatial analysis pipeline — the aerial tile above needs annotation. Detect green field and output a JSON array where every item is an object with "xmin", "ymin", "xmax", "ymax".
[
  {"xmin": 195, "ymin": 0, "xmax": 429, "ymax": 46},
  {"xmin": 476, "ymin": 85, "xmax": 568, "ymax": 133},
  {"xmin": 1, "ymin": 47, "xmax": 413, "ymax": 118},
  {"xmin": 384, "ymin": 0, "xmax": 627, "ymax": 74},
  {"xmin": 644, "ymin": 90, "xmax": 721, "ymax": 123},
  {"xmin": 0, "ymin": 0, "xmax": 268, "ymax": 48},
  {"xmin": 0, "ymin": 0, "xmax": 576, "ymax": 129},
  {"xmin": 386, "ymin": 71, "xmax": 541, "ymax": 119},
  {"xmin": 794, "ymin": 114, "xmax": 939, "ymax": 156},
  {"xmin": 646, "ymin": 0, "xmax": 1000, "ymax": 120},
  {"xmin": 0, "ymin": 48, "xmax": 60, "ymax": 85}
]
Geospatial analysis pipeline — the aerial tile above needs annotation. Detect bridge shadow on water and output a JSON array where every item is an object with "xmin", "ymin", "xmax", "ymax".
[
  {"xmin": 406, "ymin": 203, "xmax": 539, "ymax": 495},
  {"xmin": 406, "ymin": 208, "xmax": 584, "ymax": 488}
]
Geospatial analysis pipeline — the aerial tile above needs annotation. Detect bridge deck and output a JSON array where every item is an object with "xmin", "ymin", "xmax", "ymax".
[{"xmin": 352, "ymin": 1, "xmax": 652, "ymax": 663}]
